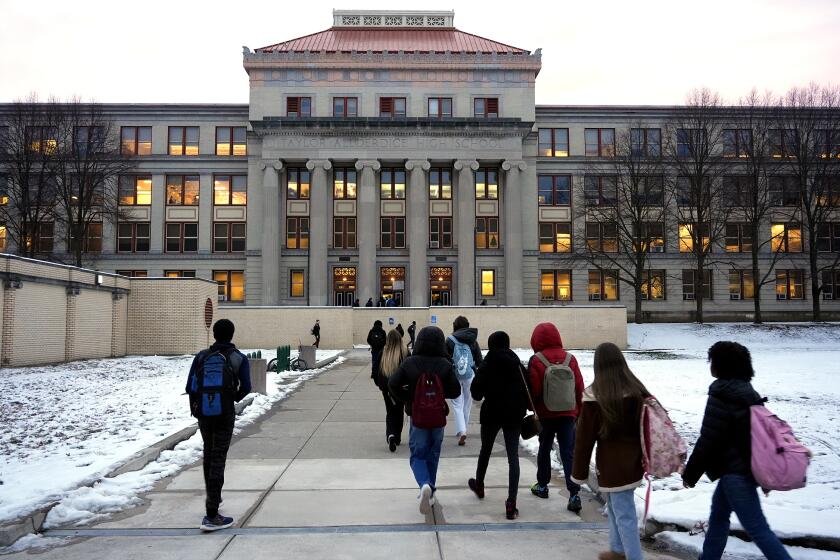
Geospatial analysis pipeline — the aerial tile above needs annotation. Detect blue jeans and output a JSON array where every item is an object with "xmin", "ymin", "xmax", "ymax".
[
  {"xmin": 408, "ymin": 424, "xmax": 444, "ymax": 489},
  {"xmin": 701, "ymin": 474, "xmax": 792, "ymax": 560},
  {"xmin": 536, "ymin": 416, "xmax": 581, "ymax": 495},
  {"xmin": 605, "ymin": 490, "xmax": 643, "ymax": 560}
]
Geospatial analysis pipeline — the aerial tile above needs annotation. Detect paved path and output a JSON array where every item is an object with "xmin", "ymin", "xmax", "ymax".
[{"xmin": 12, "ymin": 350, "xmax": 680, "ymax": 559}]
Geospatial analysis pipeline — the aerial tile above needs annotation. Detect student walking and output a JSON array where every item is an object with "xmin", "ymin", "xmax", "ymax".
[
  {"xmin": 311, "ymin": 319, "xmax": 320, "ymax": 348},
  {"xmin": 468, "ymin": 331, "xmax": 529, "ymax": 520},
  {"xmin": 375, "ymin": 329, "xmax": 409, "ymax": 452},
  {"xmin": 367, "ymin": 320, "xmax": 387, "ymax": 381},
  {"xmin": 446, "ymin": 316, "xmax": 483, "ymax": 446},
  {"xmin": 527, "ymin": 322, "xmax": 584, "ymax": 513},
  {"xmin": 571, "ymin": 342, "xmax": 650, "ymax": 560},
  {"xmin": 185, "ymin": 319, "xmax": 251, "ymax": 532},
  {"xmin": 407, "ymin": 321, "xmax": 416, "ymax": 352},
  {"xmin": 389, "ymin": 326, "xmax": 461, "ymax": 515},
  {"xmin": 682, "ymin": 342, "xmax": 793, "ymax": 560}
]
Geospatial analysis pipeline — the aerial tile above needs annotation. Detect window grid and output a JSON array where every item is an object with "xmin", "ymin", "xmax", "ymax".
[
  {"xmin": 213, "ymin": 222, "xmax": 246, "ymax": 253},
  {"xmin": 213, "ymin": 270, "xmax": 245, "ymax": 302},
  {"xmin": 474, "ymin": 98, "xmax": 499, "ymax": 118},
  {"xmin": 539, "ymin": 222, "xmax": 571, "ymax": 253},
  {"xmin": 480, "ymin": 269, "xmax": 495, "ymax": 297},
  {"xmin": 287, "ymin": 97, "xmax": 312, "ymax": 117},
  {"xmin": 729, "ymin": 269, "xmax": 755, "ymax": 300},
  {"xmin": 584, "ymin": 176, "xmax": 617, "ymax": 206},
  {"xmin": 333, "ymin": 217, "xmax": 357, "ymax": 249},
  {"xmin": 776, "ymin": 269, "xmax": 804, "ymax": 300},
  {"xmin": 118, "ymin": 175, "xmax": 152, "ymax": 206},
  {"xmin": 475, "ymin": 169, "xmax": 498, "ymax": 200},
  {"xmin": 165, "ymin": 222, "xmax": 199, "ymax": 253},
  {"xmin": 290, "ymin": 270, "xmax": 305, "ymax": 298},
  {"xmin": 286, "ymin": 217, "xmax": 309, "ymax": 249},
  {"xmin": 379, "ymin": 97, "xmax": 406, "ymax": 117},
  {"xmin": 541, "ymin": 270, "xmax": 572, "ymax": 302},
  {"xmin": 333, "ymin": 97, "xmax": 358, "ymax": 117},
  {"xmin": 117, "ymin": 222, "xmax": 150, "ymax": 253},
  {"xmin": 771, "ymin": 223, "xmax": 802, "ymax": 253},
  {"xmin": 429, "ymin": 217, "xmax": 453, "ymax": 249},
  {"xmin": 214, "ymin": 175, "xmax": 247, "ymax": 206},
  {"xmin": 120, "ymin": 127, "xmax": 152, "ymax": 156},
  {"xmin": 722, "ymin": 129, "xmax": 752, "ymax": 158},
  {"xmin": 428, "ymin": 97, "xmax": 453, "ymax": 118},
  {"xmin": 538, "ymin": 175, "xmax": 571, "ymax": 206},
  {"xmin": 630, "ymin": 128, "xmax": 661, "ymax": 157},
  {"xmin": 215, "ymin": 126, "xmax": 247, "ymax": 156},
  {"xmin": 588, "ymin": 270, "xmax": 619, "ymax": 301},
  {"xmin": 475, "ymin": 217, "xmax": 499, "ymax": 249},
  {"xmin": 287, "ymin": 169, "xmax": 311, "ymax": 200},
  {"xmin": 333, "ymin": 169, "xmax": 357, "ymax": 200},
  {"xmin": 538, "ymin": 128, "xmax": 570, "ymax": 157},
  {"xmin": 429, "ymin": 168, "xmax": 452, "ymax": 200},
  {"xmin": 681, "ymin": 269, "xmax": 713, "ymax": 300},
  {"xmin": 584, "ymin": 128, "xmax": 615, "ymax": 157},
  {"xmin": 166, "ymin": 175, "xmax": 200, "ymax": 206},
  {"xmin": 725, "ymin": 223, "xmax": 753, "ymax": 253},
  {"xmin": 585, "ymin": 222, "xmax": 618, "ymax": 253},
  {"xmin": 641, "ymin": 270, "xmax": 666, "ymax": 301},
  {"xmin": 380, "ymin": 169, "xmax": 406, "ymax": 200},
  {"xmin": 168, "ymin": 126, "xmax": 199, "ymax": 156},
  {"xmin": 380, "ymin": 217, "xmax": 406, "ymax": 248}
]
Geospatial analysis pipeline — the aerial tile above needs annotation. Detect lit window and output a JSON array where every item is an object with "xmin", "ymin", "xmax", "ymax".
[
  {"xmin": 380, "ymin": 169, "xmax": 406, "ymax": 200},
  {"xmin": 641, "ymin": 270, "xmax": 666, "ymax": 301},
  {"xmin": 118, "ymin": 175, "xmax": 152, "ymax": 205},
  {"xmin": 776, "ymin": 270, "xmax": 804, "ymax": 300},
  {"xmin": 429, "ymin": 168, "xmax": 452, "ymax": 200},
  {"xmin": 28, "ymin": 126, "xmax": 58, "ymax": 155},
  {"xmin": 0, "ymin": 224, "xmax": 6, "ymax": 251},
  {"xmin": 679, "ymin": 223, "xmax": 710, "ymax": 253},
  {"xmin": 290, "ymin": 270, "xmax": 305, "ymax": 297},
  {"xmin": 771, "ymin": 223, "xmax": 802, "ymax": 253},
  {"xmin": 164, "ymin": 270, "xmax": 196, "ymax": 278},
  {"xmin": 166, "ymin": 175, "xmax": 200, "ymax": 206},
  {"xmin": 334, "ymin": 169, "xmax": 357, "ymax": 199},
  {"xmin": 729, "ymin": 270, "xmax": 755, "ymax": 300},
  {"xmin": 287, "ymin": 217, "xmax": 309, "ymax": 249},
  {"xmin": 538, "ymin": 129, "xmax": 569, "ymax": 157},
  {"xmin": 475, "ymin": 217, "xmax": 499, "ymax": 249},
  {"xmin": 475, "ymin": 169, "xmax": 498, "ymax": 200},
  {"xmin": 214, "ymin": 270, "xmax": 245, "ymax": 302},
  {"xmin": 215, "ymin": 126, "xmax": 246, "ymax": 156},
  {"xmin": 287, "ymin": 169, "xmax": 311, "ymax": 199},
  {"xmin": 168, "ymin": 126, "xmax": 199, "ymax": 156},
  {"xmin": 635, "ymin": 222, "xmax": 665, "ymax": 253},
  {"xmin": 214, "ymin": 175, "xmax": 247, "ymax": 205},
  {"xmin": 539, "ymin": 223, "xmax": 571, "ymax": 253},
  {"xmin": 481, "ymin": 270, "xmax": 495, "ymax": 297},
  {"xmin": 541, "ymin": 270, "xmax": 572, "ymax": 301},
  {"xmin": 121, "ymin": 126, "xmax": 152, "ymax": 156},
  {"xmin": 588, "ymin": 270, "xmax": 618, "ymax": 301}
]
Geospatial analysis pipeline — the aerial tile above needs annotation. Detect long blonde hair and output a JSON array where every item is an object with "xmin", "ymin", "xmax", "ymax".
[{"xmin": 380, "ymin": 329, "xmax": 408, "ymax": 378}]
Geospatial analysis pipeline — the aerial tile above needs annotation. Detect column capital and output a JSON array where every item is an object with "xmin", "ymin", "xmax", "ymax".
[
  {"xmin": 306, "ymin": 159, "xmax": 333, "ymax": 171},
  {"xmin": 502, "ymin": 160, "xmax": 527, "ymax": 172},
  {"xmin": 260, "ymin": 159, "xmax": 283, "ymax": 171},
  {"xmin": 454, "ymin": 159, "xmax": 479, "ymax": 171},
  {"xmin": 405, "ymin": 159, "xmax": 431, "ymax": 172},
  {"xmin": 355, "ymin": 159, "xmax": 381, "ymax": 171}
]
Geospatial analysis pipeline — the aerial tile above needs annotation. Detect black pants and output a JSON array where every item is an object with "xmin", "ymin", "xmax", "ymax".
[
  {"xmin": 536, "ymin": 416, "xmax": 580, "ymax": 495},
  {"xmin": 314, "ymin": 336, "xmax": 320, "ymax": 348},
  {"xmin": 198, "ymin": 414, "xmax": 235, "ymax": 517},
  {"xmin": 476, "ymin": 422, "xmax": 521, "ymax": 500},
  {"xmin": 382, "ymin": 390, "xmax": 404, "ymax": 444}
]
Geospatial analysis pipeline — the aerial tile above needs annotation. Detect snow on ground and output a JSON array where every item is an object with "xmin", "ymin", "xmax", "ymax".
[
  {"xmin": 0, "ymin": 349, "xmax": 341, "ymax": 527},
  {"xmin": 656, "ymin": 531, "xmax": 840, "ymax": 560},
  {"xmin": 515, "ymin": 322, "xmax": 840, "ymax": 553}
]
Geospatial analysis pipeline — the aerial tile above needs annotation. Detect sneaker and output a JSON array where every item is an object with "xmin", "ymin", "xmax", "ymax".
[
  {"xmin": 530, "ymin": 482, "xmax": 549, "ymax": 499},
  {"xmin": 567, "ymin": 494, "xmax": 582, "ymax": 513},
  {"xmin": 419, "ymin": 484, "xmax": 433, "ymax": 514},
  {"xmin": 458, "ymin": 434, "xmax": 467, "ymax": 446},
  {"xmin": 468, "ymin": 478, "xmax": 485, "ymax": 499},
  {"xmin": 200, "ymin": 514, "xmax": 234, "ymax": 532},
  {"xmin": 388, "ymin": 435, "xmax": 397, "ymax": 453},
  {"xmin": 505, "ymin": 499, "xmax": 519, "ymax": 520}
]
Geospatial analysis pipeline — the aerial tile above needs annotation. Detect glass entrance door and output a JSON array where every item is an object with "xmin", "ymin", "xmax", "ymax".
[
  {"xmin": 333, "ymin": 267, "xmax": 356, "ymax": 306},
  {"xmin": 380, "ymin": 266, "xmax": 405, "ymax": 306},
  {"xmin": 430, "ymin": 267, "xmax": 452, "ymax": 306}
]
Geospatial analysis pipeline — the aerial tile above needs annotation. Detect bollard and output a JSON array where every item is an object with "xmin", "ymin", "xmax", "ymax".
[{"xmin": 248, "ymin": 358, "xmax": 267, "ymax": 394}]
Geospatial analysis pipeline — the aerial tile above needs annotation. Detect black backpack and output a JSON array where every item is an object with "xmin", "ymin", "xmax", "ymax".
[{"xmin": 188, "ymin": 348, "xmax": 243, "ymax": 418}]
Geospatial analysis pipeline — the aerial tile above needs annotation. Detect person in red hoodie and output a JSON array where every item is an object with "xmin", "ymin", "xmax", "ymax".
[{"xmin": 527, "ymin": 322, "xmax": 584, "ymax": 513}]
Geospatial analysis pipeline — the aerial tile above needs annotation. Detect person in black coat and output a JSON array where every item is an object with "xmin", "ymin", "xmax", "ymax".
[
  {"xmin": 407, "ymin": 321, "xmax": 417, "ymax": 352},
  {"xmin": 396, "ymin": 323, "xmax": 405, "ymax": 338},
  {"xmin": 366, "ymin": 320, "xmax": 387, "ymax": 380},
  {"xmin": 468, "ymin": 331, "xmax": 529, "ymax": 520},
  {"xmin": 365, "ymin": 298, "xmax": 374, "ymax": 307},
  {"xmin": 682, "ymin": 341, "xmax": 792, "ymax": 560}
]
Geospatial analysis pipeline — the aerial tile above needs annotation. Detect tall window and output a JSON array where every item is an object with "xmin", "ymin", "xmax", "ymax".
[
  {"xmin": 584, "ymin": 176, "xmax": 617, "ymax": 206},
  {"xmin": 379, "ymin": 97, "xmax": 406, "ymax": 117},
  {"xmin": 165, "ymin": 223, "xmax": 198, "ymax": 253},
  {"xmin": 286, "ymin": 217, "xmax": 309, "ymax": 249},
  {"xmin": 214, "ymin": 270, "xmax": 245, "ymax": 302},
  {"xmin": 428, "ymin": 97, "xmax": 453, "ymax": 118},
  {"xmin": 538, "ymin": 128, "xmax": 569, "ymax": 157},
  {"xmin": 585, "ymin": 222, "xmax": 618, "ymax": 253},
  {"xmin": 776, "ymin": 269, "xmax": 804, "ymax": 300},
  {"xmin": 725, "ymin": 223, "xmax": 753, "ymax": 253},
  {"xmin": 722, "ymin": 129, "xmax": 752, "ymax": 157},
  {"xmin": 429, "ymin": 217, "xmax": 453, "ymax": 248},
  {"xmin": 584, "ymin": 128, "xmax": 615, "ymax": 157},
  {"xmin": 817, "ymin": 223, "xmax": 840, "ymax": 252},
  {"xmin": 641, "ymin": 270, "xmax": 666, "ymax": 301},
  {"xmin": 729, "ymin": 270, "xmax": 755, "ymax": 300},
  {"xmin": 769, "ymin": 176, "xmax": 799, "ymax": 206},
  {"xmin": 333, "ymin": 217, "xmax": 357, "ymax": 248},
  {"xmin": 679, "ymin": 223, "xmax": 711, "ymax": 253},
  {"xmin": 541, "ymin": 270, "xmax": 572, "ymax": 301},
  {"xmin": 333, "ymin": 97, "xmax": 358, "ymax": 117},
  {"xmin": 213, "ymin": 223, "xmax": 246, "ymax": 253},
  {"xmin": 481, "ymin": 269, "xmax": 495, "ymax": 297},
  {"xmin": 287, "ymin": 97, "xmax": 311, "ymax": 117},
  {"xmin": 215, "ymin": 126, "xmax": 246, "ymax": 156},
  {"xmin": 0, "ymin": 223, "xmax": 6, "ymax": 251},
  {"xmin": 539, "ymin": 222, "xmax": 571, "ymax": 253},
  {"xmin": 475, "ymin": 217, "xmax": 499, "ymax": 249},
  {"xmin": 166, "ymin": 175, "xmax": 199, "ymax": 205},
  {"xmin": 117, "ymin": 222, "xmax": 150, "ymax": 253},
  {"xmin": 636, "ymin": 222, "xmax": 665, "ymax": 253},
  {"xmin": 474, "ymin": 98, "xmax": 499, "ymax": 118},
  {"xmin": 682, "ymin": 269, "xmax": 712, "ymax": 300},
  {"xmin": 380, "ymin": 169, "xmax": 406, "ymax": 199},
  {"xmin": 120, "ymin": 126, "xmax": 152, "ymax": 156},
  {"xmin": 588, "ymin": 270, "xmax": 619, "ymax": 301},
  {"xmin": 214, "ymin": 175, "xmax": 247, "ymax": 205},
  {"xmin": 676, "ymin": 128, "xmax": 705, "ymax": 157},
  {"xmin": 822, "ymin": 270, "xmax": 840, "ymax": 300},
  {"xmin": 475, "ymin": 169, "xmax": 498, "ymax": 200},
  {"xmin": 287, "ymin": 169, "xmax": 311, "ymax": 199},
  {"xmin": 538, "ymin": 175, "xmax": 571, "ymax": 206},
  {"xmin": 630, "ymin": 128, "xmax": 661, "ymax": 157},
  {"xmin": 290, "ymin": 270, "xmax": 305, "ymax": 298},
  {"xmin": 168, "ymin": 126, "xmax": 199, "ymax": 156},
  {"xmin": 770, "ymin": 129, "xmax": 798, "ymax": 158},
  {"xmin": 429, "ymin": 168, "xmax": 452, "ymax": 200},
  {"xmin": 118, "ymin": 175, "xmax": 152, "ymax": 205},
  {"xmin": 771, "ymin": 223, "xmax": 802, "ymax": 252},
  {"xmin": 68, "ymin": 223, "xmax": 102, "ymax": 254},
  {"xmin": 380, "ymin": 217, "xmax": 406, "ymax": 248},
  {"xmin": 0, "ymin": 174, "xmax": 8, "ymax": 205},
  {"xmin": 333, "ymin": 169, "xmax": 357, "ymax": 199}
]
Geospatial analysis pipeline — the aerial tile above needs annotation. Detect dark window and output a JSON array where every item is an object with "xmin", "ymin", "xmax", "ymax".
[
  {"xmin": 333, "ymin": 217, "xmax": 357, "ymax": 248},
  {"xmin": 166, "ymin": 175, "xmax": 200, "ymax": 206},
  {"xmin": 73, "ymin": 126, "xmax": 105, "ymax": 156},
  {"xmin": 120, "ymin": 126, "xmax": 152, "ymax": 156},
  {"xmin": 215, "ymin": 126, "xmax": 246, "ymax": 156},
  {"xmin": 334, "ymin": 169, "xmax": 357, "ymax": 199},
  {"xmin": 116, "ymin": 270, "xmax": 147, "ymax": 277},
  {"xmin": 539, "ymin": 222, "xmax": 571, "ymax": 253},
  {"xmin": 538, "ymin": 175, "xmax": 571, "ymax": 206},
  {"xmin": 212, "ymin": 222, "xmax": 246, "ymax": 253},
  {"xmin": 379, "ymin": 97, "xmax": 406, "ymax": 117},
  {"xmin": 584, "ymin": 176, "xmax": 617, "ymax": 206},
  {"xmin": 474, "ymin": 98, "xmax": 499, "ymax": 118},
  {"xmin": 429, "ymin": 217, "xmax": 453, "ymax": 248},
  {"xmin": 769, "ymin": 176, "xmax": 799, "ymax": 206},
  {"xmin": 475, "ymin": 169, "xmax": 498, "ymax": 200},
  {"xmin": 117, "ymin": 222, "xmax": 150, "ymax": 253},
  {"xmin": 632, "ymin": 176, "xmax": 664, "ymax": 206},
  {"xmin": 428, "ymin": 98, "xmax": 453, "ymax": 118},
  {"xmin": 287, "ymin": 97, "xmax": 312, "ymax": 117},
  {"xmin": 818, "ymin": 129, "xmax": 840, "ymax": 159},
  {"xmin": 682, "ymin": 269, "xmax": 712, "ymax": 300},
  {"xmin": 776, "ymin": 269, "xmax": 804, "ymax": 300},
  {"xmin": 722, "ymin": 129, "xmax": 752, "ymax": 157},
  {"xmin": 118, "ymin": 175, "xmax": 152, "ymax": 205},
  {"xmin": 214, "ymin": 175, "xmax": 247, "ymax": 205},
  {"xmin": 585, "ymin": 222, "xmax": 618, "ymax": 253},
  {"xmin": 817, "ymin": 223, "xmax": 840, "ymax": 252},
  {"xmin": 729, "ymin": 269, "xmax": 755, "ymax": 300},
  {"xmin": 27, "ymin": 222, "xmax": 54, "ymax": 253},
  {"xmin": 630, "ymin": 128, "xmax": 661, "ymax": 157},
  {"xmin": 333, "ymin": 97, "xmax": 358, "ymax": 117},
  {"xmin": 429, "ymin": 168, "xmax": 452, "ymax": 200},
  {"xmin": 380, "ymin": 217, "xmax": 406, "ymax": 248},
  {"xmin": 588, "ymin": 270, "xmax": 619, "ymax": 301},
  {"xmin": 821, "ymin": 269, "xmax": 840, "ymax": 300},
  {"xmin": 68, "ymin": 222, "xmax": 102, "ymax": 254},
  {"xmin": 286, "ymin": 217, "xmax": 309, "ymax": 249},
  {"xmin": 584, "ymin": 128, "xmax": 615, "ymax": 157},
  {"xmin": 164, "ymin": 222, "xmax": 199, "ymax": 253},
  {"xmin": 538, "ymin": 128, "xmax": 570, "ymax": 157},
  {"xmin": 168, "ymin": 126, "xmax": 199, "ymax": 156},
  {"xmin": 635, "ymin": 222, "xmax": 665, "ymax": 253},
  {"xmin": 769, "ymin": 129, "xmax": 798, "ymax": 158},
  {"xmin": 676, "ymin": 128, "xmax": 705, "ymax": 158},
  {"xmin": 213, "ymin": 270, "xmax": 245, "ymax": 302},
  {"xmin": 475, "ymin": 217, "xmax": 499, "ymax": 249},
  {"xmin": 722, "ymin": 175, "xmax": 754, "ymax": 207},
  {"xmin": 725, "ymin": 223, "xmax": 753, "ymax": 253},
  {"xmin": 541, "ymin": 270, "xmax": 572, "ymax": 301},
  {"xmin": 164, "ymin": 270, "xmax": 196, "ymax": 278},
  {"xmin": 287, "ymin": 168, "xmax": 311, "ymax": 199},
  {"xmin": 380, "ymin": 169, "xmax": 406, "ymax": 199}
]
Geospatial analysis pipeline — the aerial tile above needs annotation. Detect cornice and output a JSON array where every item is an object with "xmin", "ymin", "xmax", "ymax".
[{"xmin": 251, "ymin": 118, "xmax": 534, "ymax": 139}]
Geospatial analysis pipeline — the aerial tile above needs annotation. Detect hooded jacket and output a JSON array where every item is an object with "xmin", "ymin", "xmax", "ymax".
[
  {"xmin": 527, "ymin": 322, "xmax": 584, "ymax": 419},
  {"xmin": 367, "ymin": 322, "xmax": 387, "ymax": 379},
  {"xmin": 470, "ymin": 331, "xmax": 529, "ymax": 426},
  {"xmin": 445, "ymin": 327, "xmax": 483, "ymax": 370},
  {"xmin": 683, "ymin": 378, "xmax": 764, "ymax": 487},
  {"xmin": 388, "ymin": 326, "xmax": 461, "ymax": 417}
]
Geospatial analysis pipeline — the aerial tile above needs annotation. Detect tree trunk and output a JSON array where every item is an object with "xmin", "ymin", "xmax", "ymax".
[
  {"xmin": 810, "ymin": 249, "xmax": 822, "ymax": 322},
  {"xmin": 752, "ymin": 250, "xmax": 762, "ymax": 324},
  {"xmin": 635, "ymin": 287, "xmax": 644, "ymax": 324}
]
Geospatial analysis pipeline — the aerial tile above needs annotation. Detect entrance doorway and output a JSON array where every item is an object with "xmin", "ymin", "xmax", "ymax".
[
  {"xmin": 430, "ymin": 266, "xmax": 452, "ymax": 306},
  {"xmin": 333, "ymin": 266, "xmax": 356, "ymax": 306},
  {"xmin": 380, "ymin": 266, "xmax": 405, "ymax": 306}
]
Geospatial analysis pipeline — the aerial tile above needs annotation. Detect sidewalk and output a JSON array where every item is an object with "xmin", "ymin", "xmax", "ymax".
[{"xmin": 9, "ymin": 350, "xmax": 680, "ymax": 559}]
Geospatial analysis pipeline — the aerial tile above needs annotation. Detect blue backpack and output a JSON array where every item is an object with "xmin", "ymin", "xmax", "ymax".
[
  {"xmin": 188, "ymin": 349, "xmax": 243, "ymax": 418},
  {"xmin": 448, "ymin": 335, "xmax": 475, "ymax": 380}
]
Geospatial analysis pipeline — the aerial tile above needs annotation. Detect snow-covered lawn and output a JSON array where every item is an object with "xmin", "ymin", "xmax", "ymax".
[
  {"xmin": 516, "ymin": 322, "xmax": 840, "ymax": 557},
  {"xmin": 0, "ymin": 348, "xmax": 341, "ymax": 526}
]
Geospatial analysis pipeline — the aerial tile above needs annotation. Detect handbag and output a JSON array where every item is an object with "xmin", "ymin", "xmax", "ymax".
[{"xmin": 517, "ymin": 362, "xmax": 542, "ymax": 439}]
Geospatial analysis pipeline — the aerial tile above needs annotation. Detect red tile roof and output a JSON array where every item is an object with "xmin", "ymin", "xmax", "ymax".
[{"xmin": 257, "ymin": 28, "xmax": 529, "ymax": 54}]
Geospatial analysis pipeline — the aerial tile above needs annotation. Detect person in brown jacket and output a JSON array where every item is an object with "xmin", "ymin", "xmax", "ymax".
[{"xmin": 571, "ymin": 342, "xmax": 651, "ymax": 560}]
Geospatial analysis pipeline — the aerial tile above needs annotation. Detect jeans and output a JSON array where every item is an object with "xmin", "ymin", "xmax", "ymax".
[
  {"xmin": 198, "ymin": 414, "xmax": 235, "ymax": 517},
  {"xmin": 408, "ymin": 424, "xmax": 444, "ymax": 489},
  {"xmin": 606, "ymin": 489, "xmax": 643, "ymax": 560},
  {"xmin": 382, "ymin": 390, "xmax": 404, "ymax": 444},
  {"xmin": 701, "ymin": 474, "xmax": 792, "ymax": 560},
  {"xmin": 476, "ymin": 422, "xmax": 521, "ymax": 500},
  {"xmin": 536, "ymin": 416, "xmax": 581, "ymax": 495},
  {"xmin": 450, "ymin": 376, "xmax": 473, "ymax": 436}
]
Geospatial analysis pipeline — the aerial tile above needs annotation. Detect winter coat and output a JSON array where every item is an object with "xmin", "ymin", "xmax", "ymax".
[
  {"xmin": 445, "ymin": 328, "xmax": 483, "ymax": 370},
  {"xmin": 683, "ymin": 378, "xmax": 763, "ymax": 487},
  {"xmin": 470, "ymin": 348, "xmax": 529, "ymax": 426},
  {"xmin": 185, "ymin": 342, "xmax": 252, "ymax": 411},
  {"xmin": 389, "ymin": 326, "xmax": 461, "ymax": 416},
  {"xmin": 367, "ymin": 325, "xmax": 387, "ymax": 354},
  {"xmin": 396, "ymin": 324, "xmax": 405, "ymax": 338},
  {"xmin": 312, "ymin": 323, "xmax": 320, "ymax": 337},
  {"xmin": 571, "ymin": 390, "xmax": 644, "ymax": 492},
  {"xmin": 526, "ymin": 322, "xmax": 584, "ymax": 419},
  {"xmin": 407, "ymin": 323, "xmax": 416, "ymax": 341}
]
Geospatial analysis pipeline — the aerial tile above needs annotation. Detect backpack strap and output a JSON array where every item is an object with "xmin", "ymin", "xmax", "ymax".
[
  {"xmin": 562, "ymin": 353, "xmax": 572, "ymax": 367},
  {"xmin": 535, "ymin": 352, "xmax": 551, "ymax": 368},
  {"xmin": 226, "ymin": 349, "xmax": 243, "ymax": 373},
  {"xmin": 447, "ymin": 335, "xmax": 458, "ymax": 345}
]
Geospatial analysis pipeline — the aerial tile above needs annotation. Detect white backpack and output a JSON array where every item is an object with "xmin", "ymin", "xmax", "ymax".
[{"xmin": 535, "ymin": 352, "xmax": 576, "ymax": 412}]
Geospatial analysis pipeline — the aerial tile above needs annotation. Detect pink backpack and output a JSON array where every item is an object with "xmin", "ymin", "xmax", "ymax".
[
  {"xmin": 750, "ymin": 405, "xmax": 809, "ymax": 491},
  {"xmin": 640, "ymin": 396, "xmax": 688, "ymax": 527}
]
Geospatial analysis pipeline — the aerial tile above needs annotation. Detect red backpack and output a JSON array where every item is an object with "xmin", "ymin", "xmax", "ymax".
[{"xmin": 412, "ymin": 372, "xmax": 447, "ymax": 429}]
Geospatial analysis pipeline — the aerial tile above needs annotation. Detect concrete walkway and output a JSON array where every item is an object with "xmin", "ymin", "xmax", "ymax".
[{"xmin": 12, "ymin": 350, "xmax": 680, "ymax": 559}]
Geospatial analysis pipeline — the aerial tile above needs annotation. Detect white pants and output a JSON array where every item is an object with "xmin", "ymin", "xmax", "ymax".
[{"xmin": 450, "ymin": 376, "xmax": 473, "ymax": 436}]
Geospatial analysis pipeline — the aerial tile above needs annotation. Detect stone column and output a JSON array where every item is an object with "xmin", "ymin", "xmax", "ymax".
[
  {"xmin": 260, "ymin": 160, "xmax": 283, "ymax": 305},
  {"xmin": 306, "ymin": 159, "xmax": 332, "ymax": 306},
  {"xmin": 503, "ymin": 160, "xmax": 527, "ymax": 305},
  {"xmin": 355, "ymin": 159, "xmax": 381, "ymax": 304},
  {"xmin": 406, "ymin": 159, "xmax": 430, "ymax": 307},
  {"xmin": 454, "ymin": 159, "xmax": 479, "ymax": 306}
]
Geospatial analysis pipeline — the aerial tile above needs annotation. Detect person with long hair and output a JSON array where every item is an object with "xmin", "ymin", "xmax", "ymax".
[
  {"xmin": 375, "ymin": 329, "xmax": 409, "ymax": 452},
  {"xmin": 571, "ymin": 342, "xmax": 651, "ymax": 560}
]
